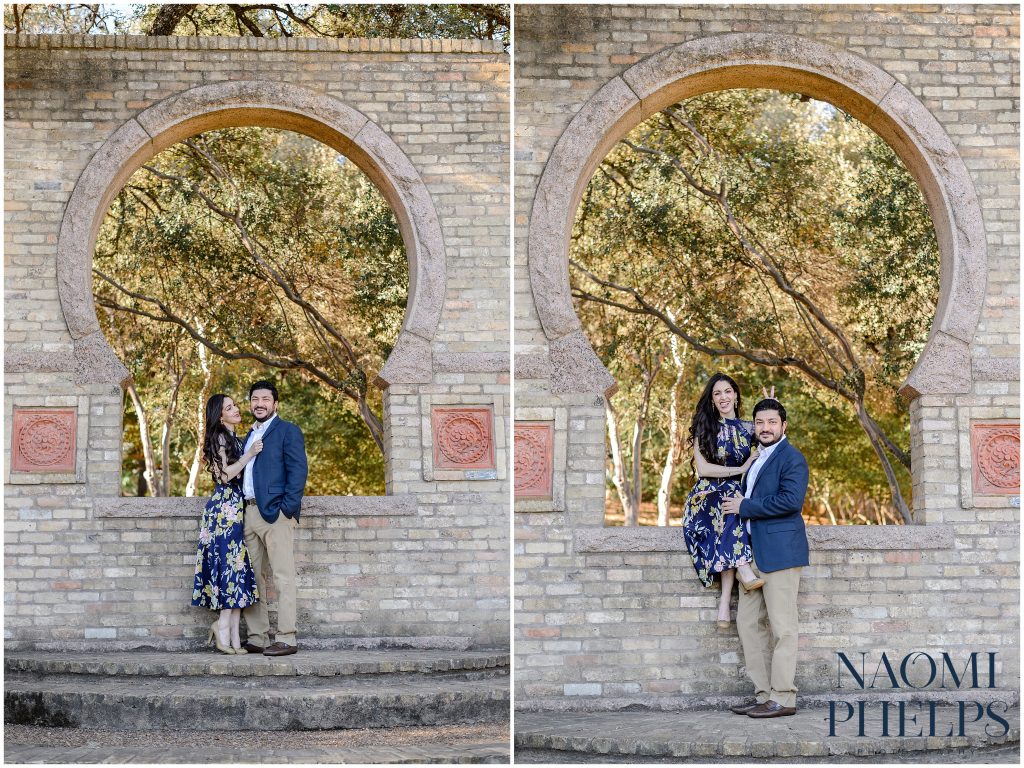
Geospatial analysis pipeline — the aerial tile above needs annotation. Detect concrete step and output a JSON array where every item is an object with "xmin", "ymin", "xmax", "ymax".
[
  {"xmin": 515, "ymin": 687, "xmax": 1020, "ymax": 713},
  {"xmin": 514, "ymin": 707, "xmax": 1020, "ymax": 760},
  {"xmin": 15, "ymin": 635, "xmax": 477, "ymax": 654},
  {"xmin": 5, "ymin": 650, "xmax": 509, "ymax": 731},
  {"xmin": 4, "ymin": 742, "xmax": 511, "ymax": 764},
  {"xmin": 5, "ymin": 649, "xmax": 509, "ymax": 679}
]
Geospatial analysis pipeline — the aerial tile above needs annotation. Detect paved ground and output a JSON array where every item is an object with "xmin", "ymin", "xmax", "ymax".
[
  {"xmin": 515, "ymin": 743, "xmax": 1021, "ymax": 764},
  {"xmin": 4, "ymin": 724, "xmax": 510, "ymax": 764},
  {"xmin": 515, "ymin": 707, "xmax": 1020, "ymax": 761}
]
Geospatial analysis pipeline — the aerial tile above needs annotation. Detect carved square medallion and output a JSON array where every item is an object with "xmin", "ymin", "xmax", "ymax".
[
  {"xmin": 12, "ymin": 408, "xmax": 77, "ymax": 473},
  {"xmin": 431, "ymin": 406, "xmax": 495, "ymax": 470},
  {"xmin": 515, "ymin": 421, "xmax": 554, "ymax": 499},
  {"xmin": 971, "ymin": 422, "xmax": 1020, "ymax": 495}
]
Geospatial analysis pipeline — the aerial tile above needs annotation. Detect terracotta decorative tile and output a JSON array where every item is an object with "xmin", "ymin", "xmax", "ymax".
[
  {"xmin": 971, "ymin": 422, "xmax": 1020, "ymax": 495},
  {"xmin": 431, "ymin": 406, "xmax": 495, "ymax": 470},
  {"xmin": 515, "ymin": 422, "xmax": 553, "ymax": 499},
  {"xmin": 12, "ymin": 408, "xmax": 77, "ymax": 473}
]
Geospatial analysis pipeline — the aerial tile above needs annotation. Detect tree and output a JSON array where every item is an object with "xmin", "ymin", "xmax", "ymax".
[
  {"xmin": 572, "ymin": 90, "xmax": 938, "ymax": 524},
  {"xmin": 5, "ymin": 4, "xmax": 510, "ymax": 45},
  {"xmin": 94, "ymin": 127, "xmax": 405, "ymax": 495}
]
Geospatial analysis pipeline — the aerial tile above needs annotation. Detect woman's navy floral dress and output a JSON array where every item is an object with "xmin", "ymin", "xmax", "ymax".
[
  {"xmin": 683, "ymin": 417, "xmax": 755, "ymax": 587},
  {"xmin": 191, "ymin": 437, "xmax": 259, "ymax": 610}
]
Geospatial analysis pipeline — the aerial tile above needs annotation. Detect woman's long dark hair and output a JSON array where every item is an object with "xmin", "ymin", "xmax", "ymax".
[
  {"xmin": 687, "ymin": 373, "xmax": 742, "ymax": 466},
  {"xmin": 203, "ymin": 394, "xmax": 241, "ymax": 480}
]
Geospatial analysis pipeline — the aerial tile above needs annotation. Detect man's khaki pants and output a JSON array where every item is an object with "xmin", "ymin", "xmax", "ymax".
[
  {"xmin": 736, "ymin": 558, "xmax": 801, "ymax": 708},
  {"xmin": 242, "ymin": 504, "xmax": 297, "ymax": 647}
]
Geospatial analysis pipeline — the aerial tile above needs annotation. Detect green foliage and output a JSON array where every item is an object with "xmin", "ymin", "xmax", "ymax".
[
  {"xmin": 575, "ymin": 90, "xmax": 937, "ymax": 522},
  {"xmin": 6, "ymin": 4, "xmax": 510, "ymax": 45},
  {"xmin": 95, "ymin": 127, "xmax": 404, "ymax": 496}
]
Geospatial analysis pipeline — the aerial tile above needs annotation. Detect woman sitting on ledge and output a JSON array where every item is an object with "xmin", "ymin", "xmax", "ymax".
[{"xmin": 682, "ymin": 373, "xmax": 765, "ymax": 628}]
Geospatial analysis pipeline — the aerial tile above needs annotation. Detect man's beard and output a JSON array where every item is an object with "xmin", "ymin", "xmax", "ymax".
[
  {"xmin": 757, "ymin": 433, "xmax": 783, "ymax": 447},
  {"xmin": 252, "ymin": 410, "xmax": 274, "ymax": 423}
]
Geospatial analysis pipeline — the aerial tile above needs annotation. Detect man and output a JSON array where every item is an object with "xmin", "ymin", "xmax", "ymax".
[
  {"xmin": 722, "ymin": 398, "xmax": 809, "ymax": 718},
  {"xmin": 241, "ymin": 380, "xmax": 308, "ymax": 657}
]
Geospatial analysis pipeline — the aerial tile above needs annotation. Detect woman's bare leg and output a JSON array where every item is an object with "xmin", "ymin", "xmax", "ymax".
[
  {"xmin": 736, "ymin": 561, "xmax": 758, "ymax": 583},
  {"xmin": 217, "ymin": 608, "xmax": 231, "ymax": 646},
  {"xmin": 718, "ymin": 569, "xmax": 735, "ymax": 622},
  {"xmin": 229, "ymin": 609, "xmax": 243, "ymax": 650}
]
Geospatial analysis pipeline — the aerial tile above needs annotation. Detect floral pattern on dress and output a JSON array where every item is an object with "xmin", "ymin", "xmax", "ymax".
[
  {"xmin": 682, "ymin": 417, "xmax": 755, "ymax": 588},
  {"xmin": 191, "ymin": 470, "xmax": 259, "ymax": 610}
]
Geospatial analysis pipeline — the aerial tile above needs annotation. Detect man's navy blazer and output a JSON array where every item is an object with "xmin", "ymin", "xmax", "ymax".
[
  {"xmin": 739, "ymin": 438, "xmax": 810, "ymax": 573},
  {"xmin": 245, "ymin": 417, "xmax": 308, "ymax": 524}
]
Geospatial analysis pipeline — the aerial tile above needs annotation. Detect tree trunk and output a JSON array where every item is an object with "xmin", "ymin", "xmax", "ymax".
[
  {"xmin": 184, "ymin": 341, "xmax": 213, "ymax": 497},
  {"xmin": 855, "ymin": 400, "xmax": 912, "ymax": 524},
  {"xmin": 147, "ymin": 4, "xmax": 196, "ymax": 35},
  {"xmin": 605, "ymin": 398, "xmax": 640, "ymax": 526},
  {"xmin": 357, "ymin": 396, "xmax": 386, "ymax": 454},
  {"xmin": 159, "ymin": 369, "xmax": 187, "ymax": 497},
  {"xmin": 127, "ymin": 382, "xmax": 158, "ymax": 497},
  {"xmin": 657, "ymin": 341, "xmax": 688, "ymax": 526}
]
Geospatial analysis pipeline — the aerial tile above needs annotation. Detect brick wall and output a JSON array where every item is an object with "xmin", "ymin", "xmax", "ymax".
[
  {"xmin": 4, "ymin": 34, "xmax": 509, "ymax": 649},
  {"xmin": 514, "ymin": 4, "xmax": 1019, "ymax": 707}
]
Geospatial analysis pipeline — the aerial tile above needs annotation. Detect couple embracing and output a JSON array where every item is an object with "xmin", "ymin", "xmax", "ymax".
[
  {"xmin": 682, "ymin": 373, "xmax": 810, "ymax": 719},
  {"xmin": 190, "ymin": 380, "xmax": 308, "ymax": 657}
]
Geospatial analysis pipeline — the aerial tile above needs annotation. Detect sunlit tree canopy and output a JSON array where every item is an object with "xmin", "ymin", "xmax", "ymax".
[{"xmin": 573, "ymin": 89, "xmax": 939, "ymax": 525}]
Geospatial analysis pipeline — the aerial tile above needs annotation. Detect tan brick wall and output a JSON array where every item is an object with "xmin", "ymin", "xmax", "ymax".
[
  {"xmin": 514, "ymin": 4, "xmax": 1019, "ymax": 707},
  {"xmin": 4, "ymin": 34, "xmax": 509, "ymax": 648}
]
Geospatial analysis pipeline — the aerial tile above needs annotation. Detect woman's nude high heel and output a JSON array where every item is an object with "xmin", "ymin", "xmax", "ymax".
[
  {"xmin": 208, "ymin": 620, "xmax": 235, "ymax": 655},
  {"xmin": 737, "ymin": 573, "xmax": 765, "ymax": 591}
]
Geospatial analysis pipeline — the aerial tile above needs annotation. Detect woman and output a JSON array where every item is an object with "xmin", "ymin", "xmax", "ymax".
[
  {"xmin": 682, "ymin": 373, "xmax": 763, "ymax": 629},
  {"xmin": 191, "ymin": 394, "xmax": 262, "ymax": 653}
]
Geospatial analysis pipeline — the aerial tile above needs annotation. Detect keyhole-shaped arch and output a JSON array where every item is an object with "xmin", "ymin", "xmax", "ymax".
[{"xmin": 528, "ymin": 33, "xmax": 986, "ymax": 400}]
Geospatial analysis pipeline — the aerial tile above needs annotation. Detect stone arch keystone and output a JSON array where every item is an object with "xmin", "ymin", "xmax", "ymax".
[
  {"xmin": 58, "ymin": 80, "xmax": 446, "ymax": 386},
  {"xmin": 528, "ymin": 33, "xmax": 987, "ymax": 399}
]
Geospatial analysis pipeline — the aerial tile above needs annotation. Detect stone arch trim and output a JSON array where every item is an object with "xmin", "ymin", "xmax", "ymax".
[
  {"xmin": 58, "ymin": 80, "xmax": 446, "ymax": 386},
  {"xmin": 528, "ymin": 33, "xmax": 987, "ymax": 398}
]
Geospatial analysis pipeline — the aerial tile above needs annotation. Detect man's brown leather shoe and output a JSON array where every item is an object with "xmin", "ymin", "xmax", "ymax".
[
  {"xmin": 747, "ymin": 700, "xmax": 796, "ymax": 718},
  {"xmin": 242, "ymin": 643, "xmax": 264, "ymax": 654},
  {"xmin": 263, "ymin": 642, "xmax": 297, "ymax": 656},
  {"xmin": 729, "ymin": 701, "xmax": 762, "ymax": 715}
]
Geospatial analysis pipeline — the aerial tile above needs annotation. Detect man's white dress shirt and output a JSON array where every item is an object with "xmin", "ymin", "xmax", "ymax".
[
  {"xmin": 243, "ymin": 413, "xmax": 276, "ymax": 501},
  {"xmin": 743, "ymin": 435, "xmax": 787, "ymax": 532}
]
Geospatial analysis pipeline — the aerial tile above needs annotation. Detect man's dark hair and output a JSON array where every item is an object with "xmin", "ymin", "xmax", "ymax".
[
  {"xmin": 752, "ymin": 398, "xmax": 787, "ymax": 423},
  {"xmin": 248, "ymin": 380, "xmax": 279, "ymax": 402}
]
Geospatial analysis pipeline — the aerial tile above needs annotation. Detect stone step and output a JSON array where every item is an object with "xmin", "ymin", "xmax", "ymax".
[
  {"xmin": 5, "ymin": 650, "xmax": 510, "ymax": 732},
  {"xmin": 515, "ymin": 687, "xmax": 1020, "ymax": 713},
  {"xmin": 514, "ymin": 708, "xmax": 1020, "ymax": 760},
  {"xmin": 5, "ymin": 649, "xmax": 509, "ymax": 679},
  {"xmin": 14, "ymin": 635, "xmax": 476, "ymax": 654},
  {"xmin": 4, "ymin": 742, "xmax": 511, "ymax": 764}
]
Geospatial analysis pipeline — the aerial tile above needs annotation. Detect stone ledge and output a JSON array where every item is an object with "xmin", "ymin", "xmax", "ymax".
[
  {"xmin": 3, "ymin": 349, "xmax": 74, "ymax": 373},
  {"xmin": 575, "ymin": 525, "xmax": 956, "ymax": 553},
  {"xmin": 513, "ymin": 353, "xmax": 553, "ymax": 379},
  {"xmin": 434, "ymin": 352, "xmax": 510, "ymax": 373},
  {"xmin": 94, "ymin": 494, "xmax": 418, "ymax": 518},
  {"xmin": 973, "ymin": 357, "xmax": 1021, "ymax": 382},
  {"xmin": 5, "ymin": 32, "xmax": 505, "ymax": 54}
]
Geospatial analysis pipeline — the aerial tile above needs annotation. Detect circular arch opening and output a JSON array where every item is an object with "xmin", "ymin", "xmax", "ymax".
[{"xmin": 59, "ymin": 80, "xmax": 446, "ymax": 390}]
